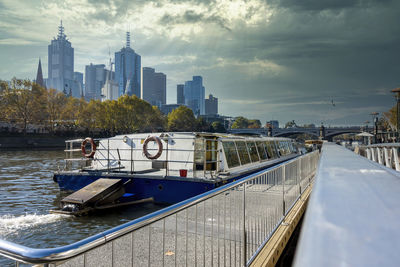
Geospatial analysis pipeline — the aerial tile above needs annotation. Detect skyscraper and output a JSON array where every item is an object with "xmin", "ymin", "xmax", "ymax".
[
  {"xmin": 35, "ymin": 58, "xmax": 45, "ymax": 88},
  {"xmin": 142, "ymin": 67, "xmax": 166, "ymax": 108},
  {"xmin": 73, "ymin": 72, "xmax": 84, "ymax": 98},
  {"xmin": 184, "ymin": 76, "xmax": 205, "ymax": 116},
  {"xmin": 177, "ymin": 84, "xmax": 184, "ymax": 104},
  {"xmin": 205, "ymin": 94, "xmax": 218, "ymax": 115},
  {"xmin": 47, "ymin": 21, "xmax": 74, "ymax": 93},
  {"xmin": 85, "ymin": 64, "xmax": 106, "ymax": 100},
  {"xmin": 115, "ymin": 32, "xmax": 141, "ymax": 98}
]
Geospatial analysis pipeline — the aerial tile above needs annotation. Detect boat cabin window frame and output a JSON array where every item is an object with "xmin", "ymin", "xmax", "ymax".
[
  {"xmin": 222, "ymin": 141, "xmax": 241, "ymax": 169},
  {"xmin": 246, "ymin": 141, "xmax": 260, "ymax": 163}
]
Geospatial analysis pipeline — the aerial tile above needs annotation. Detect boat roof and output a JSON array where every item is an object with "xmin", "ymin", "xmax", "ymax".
[{"xmin": 109, "ymin": 132, "xmax": 293, "ymax": 141}]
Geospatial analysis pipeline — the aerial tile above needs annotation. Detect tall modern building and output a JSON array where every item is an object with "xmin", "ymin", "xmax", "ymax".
[
  {"xmin": 47, "ymin": 21, "xmax": 74, "ymax": 93},
  {"xmin": 101, "ymin": 59, "xmax": 119, "ymax": 101},
  {"xmin": 184, "ymin": 76, "xmax": 205, "ymax": 116},
  {"xmin": 177, "ymin": 84, "xmax": 184, "ymax": 104},
  {"xmin": 115, "ymin": 32, "xmax": 141, "ymax": 98},
  {"xmin": 142, "ymin": 67, "xmax": 166, "ymax": 108},
  {"xmin": 85, "ymin": 64, "xmax": 106, "ymax": 100},
  {"xmin": 73, "ymin": 72, "xmax": 84, "ymax": 98},
  {"xmin": 205, "ymin": 94, "xmax": 218, "ymax": 115},
  {"xmin": 35, "ymin": 58, "xmax": 45, "ymax": 88}
]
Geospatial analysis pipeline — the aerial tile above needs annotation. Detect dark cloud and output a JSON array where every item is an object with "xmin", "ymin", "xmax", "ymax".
[
  {"xmin": 160, "ymin": 10, "xmax": 231, "ymax": 31},
  {"xmin": 269, "ymin": 0, "xmax": 393, "ymax": 11}
]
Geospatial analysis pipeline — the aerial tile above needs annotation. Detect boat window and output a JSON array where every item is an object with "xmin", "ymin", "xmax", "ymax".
[
  {"xmin": 236, "ymin": 141, "xmax": 251, "ymax": 165},
  {"xmin": 222, "ymin": 141, "xmax": 240, "ymax": 168},
  {"xmin": 283, "ymin": 141, "xmax": 290, "ymax": 155},
  {"xmin": 276, "ymin": 141, "xmax": 283, "ymax": 156},
  {"xmin": 256, "ymin": 141, "xmax": 268, "ymax": 160},
  {"xmin": 246, "ymin": 141, "xmax": 260, "ymax": 162},
  {"xmin": 206, "ymin": 139, "xmax": 217, "ymax": 170},
  {"xmin": 194, "ymin": 138, "xmax": 205, "ymax": 170},
  {"xmin": 265, "ymin": 141, "xmax": 276, "ymax": 159}
]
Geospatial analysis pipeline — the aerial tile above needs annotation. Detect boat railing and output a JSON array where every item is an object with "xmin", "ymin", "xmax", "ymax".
[
  {"xmin": 0, "ymin": 151, "xmax": 319, "ymax": 266},
  {"xmin": 63, "ymin": 136, "xmax": 221, "ymax": 178}
]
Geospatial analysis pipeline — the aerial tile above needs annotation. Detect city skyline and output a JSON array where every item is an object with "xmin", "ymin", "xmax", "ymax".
[{"xmin": 0, "ymin": 0, "xmax": 399, "ymax": 126}]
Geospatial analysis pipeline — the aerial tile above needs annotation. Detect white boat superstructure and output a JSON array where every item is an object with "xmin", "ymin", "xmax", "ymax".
[{"xmin": 65, "ymin": 132, "xmax": 299, "ymax": 180}]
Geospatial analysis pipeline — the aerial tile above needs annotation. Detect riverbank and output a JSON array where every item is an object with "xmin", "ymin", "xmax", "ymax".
[{"xmin": 0, "ymin": 135, "xmax": 67, "ymax": 150}]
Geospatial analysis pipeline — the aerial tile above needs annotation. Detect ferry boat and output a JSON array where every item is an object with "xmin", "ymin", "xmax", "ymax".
[{"xmin": 52, "ymin": 132, "xmax": 300, "ymax": 215}]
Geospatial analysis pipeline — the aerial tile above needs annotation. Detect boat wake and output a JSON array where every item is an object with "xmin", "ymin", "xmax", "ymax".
[{"xmin": 0, "ymin": 213, "xmax": 67, "ymax": 235}]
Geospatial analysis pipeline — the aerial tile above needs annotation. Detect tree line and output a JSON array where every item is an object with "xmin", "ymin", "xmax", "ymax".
[
  {"xmin": 0, "ymin": 78, "xmax": 283, "ymax": 136},
  {"xmin": 0, "ymin": 78, "xmax": 230, "ymax": 136}
]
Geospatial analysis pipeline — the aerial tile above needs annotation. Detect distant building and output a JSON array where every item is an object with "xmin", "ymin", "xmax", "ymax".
[
  {"xmin": 35, "ymin": 58, "xmax": 45, "ymax": 88},
  {"xmin": 267, "ymin": 120, "xmax": 279, "ymax": 129},
  {"xmin": 184, "ymin": 76, "xmax": 205, "ymax": 116},
  {"xmin": 142, "ymin": 67, "xmax": 166, "ymax": 108},
  {"xmin": 47, "ymin": 21, "xmax": 74, "ymax": 93},
  {"xmin": 73, "ymin": 72, "xmax": 84, "ymax": 98},
  {"xmin": 205, "ymin": 94, "xmax": 218, "ymax": 115},
  {"xmin": 115, "ymin": 32, "xmax": 141, "ymax": 98},
  {"xmin": 101, "ymin": 59, "xmax": 119, "ymax": 101},
  {"xmin": 177, "ymin": 84, "xmax": 184, "ymax": 104},
  {"xmin": 85, "ymin": 64, "xmax": 106, "ymax": 100},
  {"xmin": 160, "ymin": 104, "xmax": 182, "ymax": 115}
]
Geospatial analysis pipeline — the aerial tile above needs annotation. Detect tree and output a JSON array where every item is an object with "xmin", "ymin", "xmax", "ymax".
[
  {"xmin": 167, "ymin": 106, "xmax": 197, "ymax": 131},
  {"xmin": 211, "ymin": 121, "xmax": 226, "ymax": 133},
  {"xmin": 46, "ymin": 88, "xmax": 67, "ymax": 133},
  {"xmin": 284, "ymin": 120, "xmax": 297, "ymax": 128},
  {"xmin": 2, "ymin": 79, "xmax": 41, "ymax": 134},
  {"xmin": 231, "ymin": 116, "xmax": 249, "ymax": 129},
  {"xmin": 248, "ymin": 119, "xmax": 261, "ymax": 129},
  {"xmin": 383, "ymin": 106, "xmax": 396, "ymax": 131},
  {"xmin": 196, "ymin": 117, "xmax": 212, "ymax": 132}
]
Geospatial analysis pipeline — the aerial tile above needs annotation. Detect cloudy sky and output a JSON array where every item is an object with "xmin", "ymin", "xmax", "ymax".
[{"xmin": 0, "ymin": 0, "xmax": 399, "ymax": 126}]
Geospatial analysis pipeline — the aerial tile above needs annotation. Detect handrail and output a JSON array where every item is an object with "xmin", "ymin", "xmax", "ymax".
[{"xmin": 0, "ymin": 152, "xmax": 318, "ymax": 265}]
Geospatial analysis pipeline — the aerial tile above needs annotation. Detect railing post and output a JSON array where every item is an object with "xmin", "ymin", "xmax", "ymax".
[
  {"xmin": 371, "ymin": 147, "xmax": 376, "ymax": 162},
  {"xmin": 366, "ymin": 148, "xmax": 372, "ymax": 160},
  {"xmin": 130, "ymin": 138, "xmax": 133, "ymax": 174},
  {"xmin": 393, "ymin": 147, "xmax": 400, "ymax": 171},
  {"xmin": 107, "ymin": 139, "xmax": 110, "ymax": 173},
  {"xmin": 384, "ymin": 147, "xmax": 391, "ymax": 168},
  {"xmin": 377, "ymin": 148, "xmax": 383, "ymax": 165},
  {"xmin": 243, "ymin": 183, "xmax": 247, "ymax": 266},
  {"xmin": 282, "ymin": 165, "xmax": 286, "ymax": 216}
]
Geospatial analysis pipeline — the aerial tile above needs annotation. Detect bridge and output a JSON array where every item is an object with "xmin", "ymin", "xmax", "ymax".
[
  {"xmin": 1, "ymin": 144, "xmax": 400, "ymax": 266},
  {"xmin": 229, "ymin": 126, "xmax": 363, "ymax": 140}
]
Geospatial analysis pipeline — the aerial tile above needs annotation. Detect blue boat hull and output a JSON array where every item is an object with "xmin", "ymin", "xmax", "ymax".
[{"xmin": 53, "ymin": 173, "xmax": 219, "ymax": 204}]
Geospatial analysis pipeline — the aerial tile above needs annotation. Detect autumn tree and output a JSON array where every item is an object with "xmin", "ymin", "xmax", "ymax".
[
  {"xmin": 231, "ymin": 116, "xmax": 249, "ymax": 129},
  {"xmin": 46, "ymin": 88, "xmax": 67, "ymax": 133},
  {"xmin": 2, "ymin": 78, "xmax": 43, "ymax": 134},
  {"xmin": 248, "ymin": 119, "xmax": 261, "ymax": 128},
  {"xmin": 167, "ymin": 106, "xmax": 197, "ymax": 131}
]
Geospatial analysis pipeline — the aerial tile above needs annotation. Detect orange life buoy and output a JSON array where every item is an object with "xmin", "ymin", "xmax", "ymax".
[
  {"xmin": 143, "ymin": 136, "xmax": 163, "ymax": 160},
  {"xmin": 81, "ymin": 137, "xmax": 96, "ymax": 158}
]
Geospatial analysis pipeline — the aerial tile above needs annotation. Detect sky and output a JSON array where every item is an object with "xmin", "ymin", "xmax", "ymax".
[{"xmin": 0, "ymin": 0, "xmax": 399, "ymax": 127}]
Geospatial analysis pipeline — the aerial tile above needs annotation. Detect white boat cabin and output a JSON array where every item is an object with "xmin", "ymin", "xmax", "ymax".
[{"xmin": 66, "ymin": 132, "xmax": 298, "ymax": 180}]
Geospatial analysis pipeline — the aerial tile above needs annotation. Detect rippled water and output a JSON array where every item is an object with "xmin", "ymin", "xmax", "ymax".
[{"xmin": 0, "ymin": 150, "xmax": 167, "ymax": 266}]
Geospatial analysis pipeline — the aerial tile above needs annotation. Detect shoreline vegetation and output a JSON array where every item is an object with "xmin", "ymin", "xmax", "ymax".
[{"xmin": 0, "ymin": 78, "xmax": 264, "ymax": 148}]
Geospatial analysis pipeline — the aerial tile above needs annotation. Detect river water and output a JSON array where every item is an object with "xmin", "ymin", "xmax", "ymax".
[{"xmin": 0, "ymin": 150, "xmax": 167, "ymax": 266}]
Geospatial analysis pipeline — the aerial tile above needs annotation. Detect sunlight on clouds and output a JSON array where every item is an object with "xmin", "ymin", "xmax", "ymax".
[{"xmin": 205, "ymin": 57, "xmax": 285, "ymax": 76}]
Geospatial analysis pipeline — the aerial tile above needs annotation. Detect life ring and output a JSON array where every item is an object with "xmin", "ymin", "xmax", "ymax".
[
  {"xmin": 81, "ymin": 137, "xmax": 97, "ymax": 158},
  {"xmin": 143, "ymin": 136, "xmax": 163, "ymax": 160}
]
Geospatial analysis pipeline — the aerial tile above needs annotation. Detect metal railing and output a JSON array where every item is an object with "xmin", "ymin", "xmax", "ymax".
[
  {"xmin": 0, "ymin": 151, "xmax": 319, "ymax": 267},
  {"xmin": 64, "ymin": 136, "xmax": 221, "ymax": 178},
  {"xmin": 356, "ymin": 143, "xmax": 400, "ymax": 171}
]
